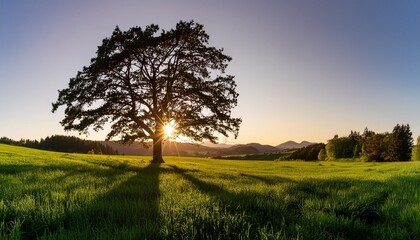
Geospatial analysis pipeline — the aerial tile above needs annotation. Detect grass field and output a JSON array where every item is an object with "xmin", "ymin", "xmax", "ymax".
[{"xmin": 0, "ymin": 143, "xmax": 419, "ymax": 239}]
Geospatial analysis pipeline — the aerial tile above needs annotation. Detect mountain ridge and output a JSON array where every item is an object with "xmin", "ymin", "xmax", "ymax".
[
  {"xmin": 101, "ymin": 140, "xmax": 317, "ymax": 157},
  {"xmin": 275, "ymin": 141, "xmax": 317, "ymax": 150}
]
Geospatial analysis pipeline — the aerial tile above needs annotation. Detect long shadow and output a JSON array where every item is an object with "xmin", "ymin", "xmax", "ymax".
[
  {"xmin": 0, "ymin": 163, "xmax": 123, "ymax": 198},
  {"xmin": 75, "ymin": 157, "xmax": 148, "ymax": 173},
  {"xmin": 46, "ymin": 163, "xmax": 162, "ymax": 239},
  {"xmin": 3, "ymin": 160, "xmax": 418, "ymax": 239},
  {"xmin": 168, "ymin": 165, "xmax": 413, "ymax": 239},
  {"xmin": 0, "ymin": 164, "xmax": 35, "ymax": 175},
  {"xmin": 239, "ymin": 173, "xmax": 296, "ymax": 185},
  {"xmin": 168, "ymin": 165, "xmax": 298, "ymax": 238},
  {"xmin": 1, "ymin": 161, "xmax": 161, "ymax": 239}
]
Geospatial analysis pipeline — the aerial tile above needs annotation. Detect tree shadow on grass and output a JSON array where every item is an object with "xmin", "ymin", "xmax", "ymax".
[
  {"xmin": 168, "ymin": 165, "xmax": 297, "ymax": 239},
  {"xmin": 44, "ymin": 163, "xmax": 162, "ymax": 240},
  {"xmin": 239, "ymin": 173, "xmax": 296, "ymax": 185},
  {"xmin": 0, "ymin": 162, "xmax": 162, "ymax": 239},
  {"xmin": 0, "ymin": 164, "xmax": 36, "ymax": 175},
  {"xmin": 167, "ymin": 165, "xmax": 418, "ymax": 240}
]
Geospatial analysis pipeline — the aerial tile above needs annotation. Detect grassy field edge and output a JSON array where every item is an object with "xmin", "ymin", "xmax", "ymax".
[{"xmin": 0, "ymin": 144, "xmax": 419, "ymax": 239}]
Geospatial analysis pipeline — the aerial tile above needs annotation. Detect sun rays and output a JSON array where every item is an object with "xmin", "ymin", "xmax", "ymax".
[{"xmin": 163, "ymin": 121, "xmax": 176, "ymax": 139}]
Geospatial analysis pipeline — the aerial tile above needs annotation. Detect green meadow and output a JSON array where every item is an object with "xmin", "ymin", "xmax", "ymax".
[{"xmin": 0, "ymin": 144, "xmax": 419, "ymax": 239}]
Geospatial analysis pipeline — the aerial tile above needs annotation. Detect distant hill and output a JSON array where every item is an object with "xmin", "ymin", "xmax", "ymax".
[
  {"xmin": 101, "ymin": 141, "xmax": 214, "ymax": 157},
  {"xmin": 1, "ymin": 135, "xmax": 317, "ymax": 157},
  {"xmin": 238, "ymin": 143, "xmax": 278, "ymax": 153},
  {"xmin": 276, "ymin": 141, "xmax": 317, "ymax": 150},
  {"xmin": 217, "ymin": 144, "xmax": 260, "ymax": 155},
  {"xmin": 102, "ymin": 141, "xmax": 279, "ymax": 157},
  {"xmin": 100, "ymin": 140, "xmax": 318, "ymax": 157},
  {"xmin": 201, "ymin": 142, "xmax": 232, "ymax": 148}
]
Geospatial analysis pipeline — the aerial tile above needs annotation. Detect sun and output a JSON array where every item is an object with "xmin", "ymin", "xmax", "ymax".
[{"xmin": 163, "ymin": 122, "xmax": 175, "ymax": 138}]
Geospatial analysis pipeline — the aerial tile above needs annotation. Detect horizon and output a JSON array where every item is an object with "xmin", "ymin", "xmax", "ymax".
[
  {"xmin": 0, "ymin": 133, "xmax": 319, "ymax": 147},
  {"xmin": 1, "ymin": 1, "xmax": 419, "ymax": 146}
]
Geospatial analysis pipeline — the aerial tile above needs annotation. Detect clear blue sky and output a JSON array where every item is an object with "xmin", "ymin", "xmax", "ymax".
[{"xmin": 1, "ymin": 0, "xmax": 419, "ymax": 145}]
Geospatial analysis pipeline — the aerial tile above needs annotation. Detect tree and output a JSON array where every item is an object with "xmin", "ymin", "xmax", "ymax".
[
  {"xmin": 325, "ymin": 140, "xmax": 336, "ymax": 161},
  {"xmin": 360, "ymin": 124, "xmax": 413, "ymax": 162},
  {"xmin": 52, "ymin": 21, "xmax": 241, "ymax": 163},
  {"xmin": 412, "ymin": 136, "xmax": 420, "ymax": 161},
  {"xmin": 362, "ymin": 133, "xmax": 390, "ymax": 162},
  {"xmin": 325, "ymin": 136, "xmax": 357, "ymax": 160},
  {"xmin": 388, "ymin": 124, "xmax": 413, "ymax": 161},
  {"xmin": 318, "ymin": 149, "xmax": 326, "ymax": 161},
  {"xmin": 286, "ymin": 143, "xmax": 325, "ymax": 161}
]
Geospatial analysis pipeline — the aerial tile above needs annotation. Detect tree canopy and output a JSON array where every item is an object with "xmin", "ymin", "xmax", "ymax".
[
  {"xmin": 52, "ymin": 21, "xmax": 241, "ymax": 162},
  {"xmin": 411, "ymin": 136, "xmax": 420, "ymax": 161},
  {"xmin": 0, "ymin": 135, "xmax": 118, "ymax": 155},
  {"xmin": 325, "ymin": 124, "xmax": 413, "ymax": 162}
]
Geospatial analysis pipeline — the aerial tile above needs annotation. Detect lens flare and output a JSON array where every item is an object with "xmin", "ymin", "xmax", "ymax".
[{"xmin": 163, "ymin": 122, "xmax": 175, "ymax": 138}]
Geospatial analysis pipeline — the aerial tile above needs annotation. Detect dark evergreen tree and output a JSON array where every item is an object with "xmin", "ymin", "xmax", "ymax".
[
  {"xmin": 52, "ymin": 21, "xmax": 241, "ymax": 163},
  {"xmin": 362, "ymin": 127, "xmax": 375, "ymax": 139},
  {"xmin": 388, "ymin": 124, "xmax": 413, "ymax": 161},
  {"xmin": 362, "ymin": 133, "xmax": 390, "ymax": 162}
]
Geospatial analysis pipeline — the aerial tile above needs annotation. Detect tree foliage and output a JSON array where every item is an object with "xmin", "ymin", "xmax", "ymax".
[
  {"xmin": 362, "ymin": 133, "xmax": 391, "ymax": 162},
  {"xmin": 317, "ymin": 149, "xmax": 326, "ymax": 161},
  {"xmin": 411, "ymin": 136, "xmax": 420, "ymax": 161},
  {"xmin": 325, "ymin": 134, "xmax": 359, "ymax": 160},
  {"xmin": 286, "ymin": 143, "xmax": 326, "ymax": 161},
  {"xmin": 388, "ymin": 124, "xmax": 413, "ymax": 161},
  {"xmin": 52, "ymin": 21, "xmax": 241, "ymax": 162},
  {"xmin": 327, "ymin": 124, "xmax": 413, "ymax": 162},
  {"xmin": 0, "ymin": 135, "xmax": 118, "ymax": 155}
]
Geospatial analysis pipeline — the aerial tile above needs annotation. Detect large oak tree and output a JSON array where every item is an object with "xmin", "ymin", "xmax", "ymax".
[{"xmin": 52, "ymin": 21, "xmax": 241, "ymax": 163}]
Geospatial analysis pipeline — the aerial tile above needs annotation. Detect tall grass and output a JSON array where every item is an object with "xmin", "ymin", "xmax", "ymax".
[{"xmin": 0, "ymin": 144, "xmax": 419, "ymax": 239}]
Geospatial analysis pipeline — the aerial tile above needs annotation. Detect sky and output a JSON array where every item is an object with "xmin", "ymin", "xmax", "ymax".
[{"xmin": 1, "ymin": 0, "xmax": 419, "ymax": 146}]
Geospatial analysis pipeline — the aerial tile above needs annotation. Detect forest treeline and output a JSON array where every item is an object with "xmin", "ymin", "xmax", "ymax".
[
  {"xmin": 2, "ymin": 124, "xmax": 419, "ymax": 162},
  {"xmin": 0, "ymin": 135, "xmax": 118, "ymax": 155},
  {"xmin": 285, "ymin": 124, "xmax": 420, "ymax": 162},
  {"xmin": 326, "ymin": 124, "xmax": 415, "ymax": 162},
  {"xmin": 284, "ymin": 143, "xmax": 326, "ymax": 161}
]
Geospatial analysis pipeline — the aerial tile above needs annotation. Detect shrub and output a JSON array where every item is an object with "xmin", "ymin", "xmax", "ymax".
[
  {"xmin": 411, "ymin": 136, "xmax": 420, "ymax": 161},
  {"xmin": 318, "ymin": 149, "xmax": 326, "ymax": 161}
]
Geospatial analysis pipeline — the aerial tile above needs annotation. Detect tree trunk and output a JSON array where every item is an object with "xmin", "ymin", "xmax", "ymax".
[
  {"xmin": 151, "ymin": 120, "xmax": 165, "ymax": 163},
  {"xmin": 151, "ymin": 136, "xmax": 164, "ymax": 163}
]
